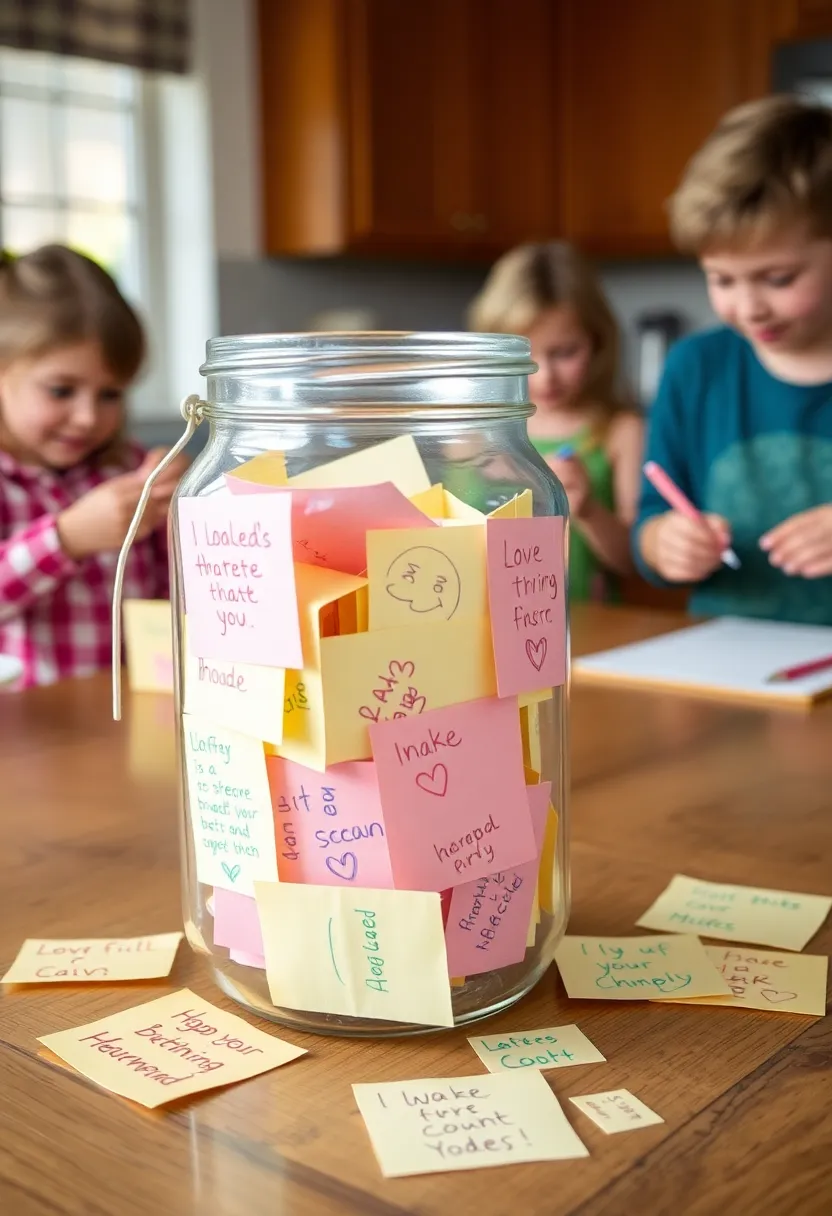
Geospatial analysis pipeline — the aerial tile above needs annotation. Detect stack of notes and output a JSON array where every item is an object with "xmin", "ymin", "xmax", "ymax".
[{"xmin": 176, "ymin": 434, "xmax": 568, "ymax": 1027}]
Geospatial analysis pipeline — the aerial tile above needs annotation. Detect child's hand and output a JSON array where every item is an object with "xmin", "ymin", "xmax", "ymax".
[
  {"xmin": 760, "ymin": 506, "xmax": 832, "ymax": 578},
  {"xmin": 547, "ymin": 455, "xmax": 592, "ymax": 519},
  {"xmin": 642, "ymin": 510, "xmax": 730, "ymax": 583},
  {"xmin": 56, "ymin": 472, "xmax": 164, "ymax": 560}
]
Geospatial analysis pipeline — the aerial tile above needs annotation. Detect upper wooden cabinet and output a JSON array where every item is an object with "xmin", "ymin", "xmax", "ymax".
[
  {"xmin": 258, "ymin": 0, "xmax": 560, "ymax": 258},
  {"xmin": 779, "ymin": 0, "xmax": 832, "ymax": 37}
]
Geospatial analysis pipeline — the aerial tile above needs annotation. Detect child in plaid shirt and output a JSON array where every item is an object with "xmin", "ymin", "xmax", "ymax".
[{"xmin": 0, "ymin": 244, "xmax": 186, "ymax": 688}]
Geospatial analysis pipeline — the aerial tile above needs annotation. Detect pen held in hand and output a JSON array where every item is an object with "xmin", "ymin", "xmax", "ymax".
[{"xmin": 643, "ymin": 461, "xmax": 741, "ymax": 570}]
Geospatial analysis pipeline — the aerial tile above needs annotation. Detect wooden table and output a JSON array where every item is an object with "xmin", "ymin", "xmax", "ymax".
[{"xmin": 1, "ymin": 605, "xmax": 830, "ymax": 1216}]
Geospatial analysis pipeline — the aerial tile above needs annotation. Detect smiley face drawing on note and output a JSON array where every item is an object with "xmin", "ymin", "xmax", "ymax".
[{"xmin": 366, "ymin": 524, "xmax": 488, "ymax": 631}]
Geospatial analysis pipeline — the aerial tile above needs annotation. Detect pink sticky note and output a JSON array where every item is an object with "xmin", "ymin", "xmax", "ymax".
[
  {"xmin": 368, "ymin": 696, "xmax": 536, "ymax": 891},
  {"xmin": 486, "ymin": 517, "xmax": 566, "ymax": 697},
  {"xmin": 225, "ymin": 478, "xmax": 435, "ymax": 575},
  {"xmin": 444, "ymin": 781, "xmax": 551, "ymax": 977},
  {"xmin": 153, "ymin": 653, "xmax": 174, "ymax": 689},
  {"xmin": 230, "ymin": 948, "xmax": 266, "ymax": 970},
  {"xmin": 213, "ymin": 887, "xmax": 264, "ymax": 956},
  {"xmin": 178, "ymin": 495, "xmax": 302, "ymax": 667},
  {"xmin": 266, "ymin": 756, "xmax": 394, "ymax": 888}
]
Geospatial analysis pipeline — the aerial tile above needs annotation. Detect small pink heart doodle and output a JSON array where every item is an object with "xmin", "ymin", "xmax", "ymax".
[
  {"xmin": 760, "ymin": 987, "xmax": 798, "ymax": 1004},
  {"xmin": 415, "ymin": 763, "xmax": 449, "ymax": 797},
  {"xmin": 525, "ymin": 637, "xmax": 548, "ymax": 672},
  {"xmin": 325, "ymin": 852, "xmax": 357, "ymax": 881}
]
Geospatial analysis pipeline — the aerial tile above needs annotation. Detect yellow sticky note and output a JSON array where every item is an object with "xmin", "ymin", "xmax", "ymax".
[
  {"xmin": 409, "ymin": 484, "xmax": 445, "ymax": 516},
  {"xmin": 554, "ymin": 934, "xmax": 731, "ymax": 1001},
  {"xmin": 636, "ymin": 874, "xmax": 832, "ymax": 952},
  {"xmin": 660, "ymin": 945, "xmax": 828, "ymax": 1016},
  {"xmin": 443, "ymin": 490, "xmax": 485, "ymax": 521},
  {"xmin": 183, "ymin": 634, "xmax": 285, "ymax": 745},
  {"xmin": 570, "ymin": 1089, "xmax": 663, "ymax": 1135},
  {"xmin": 352, "ymin": 1072, "xmax": 588, "ymax": 1177},
  {"xmin": 288, "ymin": 435, "xmax": 430, "ymax": 496},
  {"xmin": 468, "ymin": 1023, "xmax": 606, "ymax": 1074},
  {"xmin": 319, "ymin": 616, "xmax": 496, "ymax": 764},
  {"xmin": 409, "ymin": 484, "xmax": 485, "ymax": 521},
  {"xmin": 366, "ymin": 524, "xmax": 487, "ymax": 630},
  {"xmin": 227, "ymin": 450, "xmax": 288, "ymax": 486},
  {"xmin": 123, "ymin": 599, "xmax": 173, "ymax": 692},
  {"xmin": 38, "ymin": 988, "xmax": 306, "ymax": 1108},
  {"xmin": 488, "ymin": 489, "xmax": 533, "ymax": 519},
  {"xmin": 295, "ymin": 563, "xmax": 368, "ymax": 664},
  {"xmin": 526, "ymin": 881, "xmax": 540, "ymax": 948},
  {"xmin": 1, "ymin": 933, "xmax": 183, "ymax": 984},
  {"xmin": 538, "ymin": 805, "xmax": 559, "ymax": 916},
  {"xmin": 255, "ymin": 881, "xmax": 454, "ymax": 1027}
]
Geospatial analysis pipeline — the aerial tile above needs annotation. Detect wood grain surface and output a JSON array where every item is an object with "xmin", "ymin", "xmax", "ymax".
[{"xmin": 1, "ymin": 604, "xmax": 830, "ymax": 1216}]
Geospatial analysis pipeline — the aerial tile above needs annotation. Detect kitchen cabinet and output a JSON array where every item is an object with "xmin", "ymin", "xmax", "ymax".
[{"xmin": 778, "ymin": 0, "xmax": 832, "ymax": 38}]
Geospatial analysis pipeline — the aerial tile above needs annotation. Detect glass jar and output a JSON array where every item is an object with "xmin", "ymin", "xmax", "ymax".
[{"xmin": 171, "ymin": 332, "xmax": 570, "ymax": 1037}]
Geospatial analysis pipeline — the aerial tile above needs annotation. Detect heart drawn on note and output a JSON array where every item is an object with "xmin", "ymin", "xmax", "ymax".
[
  {"xmin": 221, "ymin": 863, "xmax": 242, "ymax": 884},
  {"xmin": 325, "ymin": 852, "xmax": 358, "ymax": 881},
  {"xmin": 525, "ymin": 637, "xmax": 548, "ymax": 672},
  {"xmin": 415, "ymin": 763, "xmax": 449, "ymax": 797},
  {"xmin": 760, "ymin": 987, "xmax": 798, "ymax": 1004}
]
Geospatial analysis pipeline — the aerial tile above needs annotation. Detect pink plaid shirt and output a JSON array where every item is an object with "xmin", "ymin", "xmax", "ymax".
[{"xmin": 0, "ymin": 444, "xmax": 169, "ymax": 689}]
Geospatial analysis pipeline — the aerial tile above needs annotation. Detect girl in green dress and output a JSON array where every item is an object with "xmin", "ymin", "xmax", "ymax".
[{"xmin": 469, "ymin": 242, "xmax": 644, "ymax": 601}]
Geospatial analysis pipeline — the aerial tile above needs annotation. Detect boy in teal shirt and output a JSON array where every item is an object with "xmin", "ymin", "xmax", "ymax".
[{"xmin": 635, "ymin": 96, "xmax": 832, "ymax": 624}]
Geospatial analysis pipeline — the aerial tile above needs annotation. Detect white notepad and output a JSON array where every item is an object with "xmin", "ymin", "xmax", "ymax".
[{"xmin": 573, "ymin": 616, "xmax": 832, "ymax": 708}]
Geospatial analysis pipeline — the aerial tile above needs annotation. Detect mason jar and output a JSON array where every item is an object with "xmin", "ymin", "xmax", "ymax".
[{"xmin": 171, "ymin": 332, "xmax": 570, "ymax": 1037}]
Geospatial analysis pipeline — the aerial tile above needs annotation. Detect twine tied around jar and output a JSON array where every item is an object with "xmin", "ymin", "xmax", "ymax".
[{"xmin": 111, "ymin": 393, "xmax": 206, "ymax": 721}]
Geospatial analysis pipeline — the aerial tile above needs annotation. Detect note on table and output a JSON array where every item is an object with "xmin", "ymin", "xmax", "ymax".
[
  {"xmin": 366, "ymin": 523, "xmax": 487, "ymax": 630},
  {"xmin": 183, "ymin": 631, "xmax": 285, "ymax": 746},
  {"xmin": 352, "ymin": 1072, "xmax": 588, "ymax": 1177},
  {"xmin": 255, "ymin": 881, "xmax": 453, "ymax": 1026},
  {"xmin": 123, "ymin": 599, "xmax": 173, "ymax": 692},
  {"xmin": 1, "ymin": 933, "xmax": 182, "ymax": 984},
  {"xmin": 38, "ymin": 988, "xmax": 306, "ymax": 1109},
  {"xmin": 444, "ymin": 782, "xmax": 550, "ymax": 976},
  {"xmin": 486, "ymin": 516, "xmax": 566, "ymax": 697},
  {"xmin": 319, "ymin": 615, "xmax": 496, "ymax": 765},
  {"xmin": 554, "ymin": 934, "xmax": 731, "ymax": 1001},
  {"xmin": 225, "ymin": 478, "xmax": 434, "ymax": 576},
  {"xmin": 659, "ymin": 945, "xmax": 828, "ymax": 1016},
  {"xmin": 369, "ymin": 696, "xmax": 536, "ymax": 891},
  {"xmin": 288, "ymin": 434, "xmax": 430, "ymax": 497},
  {"xmin": 570, "ymin": 1090, "xmax": 663, "ymax": 1135},
  {"xmin": 467, "ymin": 1023, "xmax": 606, "ymax": 1073},
  {"xmin": 178, "ymin": 494, "xmax": 301, "ymax": 668},
  {"xmin": 182, "ymin": 712, "xmax": 277, "ymax": 896},
  {"xmin": 212, "ymin": 888, "xmax": 264, "ymax": 957},
  {"xmin": 636, "ymin": 874, "xmax": 832, "ymax": 951},
  {"xmin": 226, "ymin": 450, "xmax": 288, "ymax": 486},
  {"xmin": 266, "ymin": 755, "xmax": 394, "ymax": 888}
]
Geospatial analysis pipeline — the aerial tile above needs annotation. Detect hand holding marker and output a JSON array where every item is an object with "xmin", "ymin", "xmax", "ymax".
[{"xmin": 643, "ymin": 461, "xmax": 741, "ymax": 570}]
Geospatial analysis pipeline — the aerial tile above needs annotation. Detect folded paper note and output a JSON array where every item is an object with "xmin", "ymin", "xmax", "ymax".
[
  {"xmin": 212, "ymin": 888, "xmax": 265, "ymax": 958},
  {"xmin": 467, "ymin": 1023, "xmax": 606, "ymax": 1073},
  {"xmin": 255, "ymin": 882, "xmax": 454, "ymax": 1026},
  {"xmin": 178, "ymin": 494, "xmax": 302, "ymax": 668},
  {"xmin": 569, "ymin": 1090, "xmax": 663, "ymax": 1135},
  {"xmin": 225, "ymin": 478, "xmax": 434, "ymax": 576},
  {"xmin": 554, "ymin": 933, "xmax": 732, "ymax": 1001},
  {"xmin": 352, "ymin": 1072, "xmax": 588, "ymax": 1177},
  {"xmin": 488, "ymin": 490, "xmax": 533, "ymax": 519},
  {"xmin": 38, "ymin": 988, "xmax": 306, "ymax": 1108},
  {"xmin": 409, "ymin": 485, "xmax": 486, "ymax": 522},
  {"xmin": 366, "ymin": 523, "xmax": 487, "ymax": 630},
  {"xmin": 288, "ymin": 434, "xmax": 430, "ymax": 497},
  {"xmin": 636, "ymin": 874, "xmax": 832, "ymax": 952},
  {"xmin": 444, "ymin": 782, "xmax": 550, "ymax": 976},
  {"xmin": 486, "ymin": 516, "xmax": 566, "ymax": 697},
  {"xmin": 319, "ymin": 615, "xmax": 496, "ymax": 765},
  {"xmin": 266, "ymin": 755, "xmax": 394, "ymax": 888},
  {"xmin": 123, "ymin": 599, "xmax": 173, "ymax": 692},
  {"xmin": 226, "ymin": 450, "xmax": 288, "ymax": 486},
  {"xmin": 183, "ymin": 634, "xmax": 285, "ymax": 746},
  {"xmin": 660, "ymin": 945, "xmax": 828, "ymax": 1016},
  {"xmin": 1, "ymin": 933, "xmax": 182, "ymax": 984},
  {"xmin": 369, "ymin": 696, "xmax": 535, "ymax": 891},
  {"xmin": 182, "ymin": 712, "xmax": 278, "ymax": 896}
]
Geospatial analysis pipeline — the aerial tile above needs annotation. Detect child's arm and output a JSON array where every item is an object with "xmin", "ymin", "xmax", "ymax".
[{"xmin": 0, "ymin": 514, "xmax": 79, "ymax": 624}]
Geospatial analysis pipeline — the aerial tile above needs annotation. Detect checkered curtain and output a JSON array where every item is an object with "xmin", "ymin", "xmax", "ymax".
[{"xmin": 0, "ymin": 0, "xmax": 190, "ymax": 74}]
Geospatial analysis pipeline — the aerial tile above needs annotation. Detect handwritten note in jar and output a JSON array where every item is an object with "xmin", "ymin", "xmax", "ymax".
[
  {"xmin": 178, "ymin": 495, "xmax": 302, "ymax": 668},
  {"xmin": 486, "ymin": 517, "xmax": 566, "ymax": 697}
]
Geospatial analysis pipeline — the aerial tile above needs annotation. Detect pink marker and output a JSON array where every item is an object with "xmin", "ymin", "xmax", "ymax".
[{"xmin": 643, "ymin": 461, "xmax": 741, "ymax": 570}]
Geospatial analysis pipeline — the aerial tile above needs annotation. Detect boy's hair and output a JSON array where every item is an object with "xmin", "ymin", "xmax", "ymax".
[
  {"xmin": 468, "ymin": 240, "xmax": 628, "ymax": 413},
  {"xmin": 669, "ymin": 95, "xmax": 832, "ymax": 253},
  {"xmin": 0, "ymin": 244, "xmax": 145, "ymax": 380}
]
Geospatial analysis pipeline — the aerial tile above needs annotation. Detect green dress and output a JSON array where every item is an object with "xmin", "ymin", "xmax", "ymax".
[{"xmin": 531, "ymin": 424, "xmax": 617, "ymax": 602}]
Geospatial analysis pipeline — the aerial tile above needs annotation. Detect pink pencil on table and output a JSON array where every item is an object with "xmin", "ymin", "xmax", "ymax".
[{"xmin": 643, "ymin": 461, "xmax": 741, "ymax": 570}]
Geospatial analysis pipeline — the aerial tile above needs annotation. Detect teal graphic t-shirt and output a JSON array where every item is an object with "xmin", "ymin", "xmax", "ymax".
[{"xmin": 634, "ymin": 327, "xmax": 832, "ymax": 624}]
